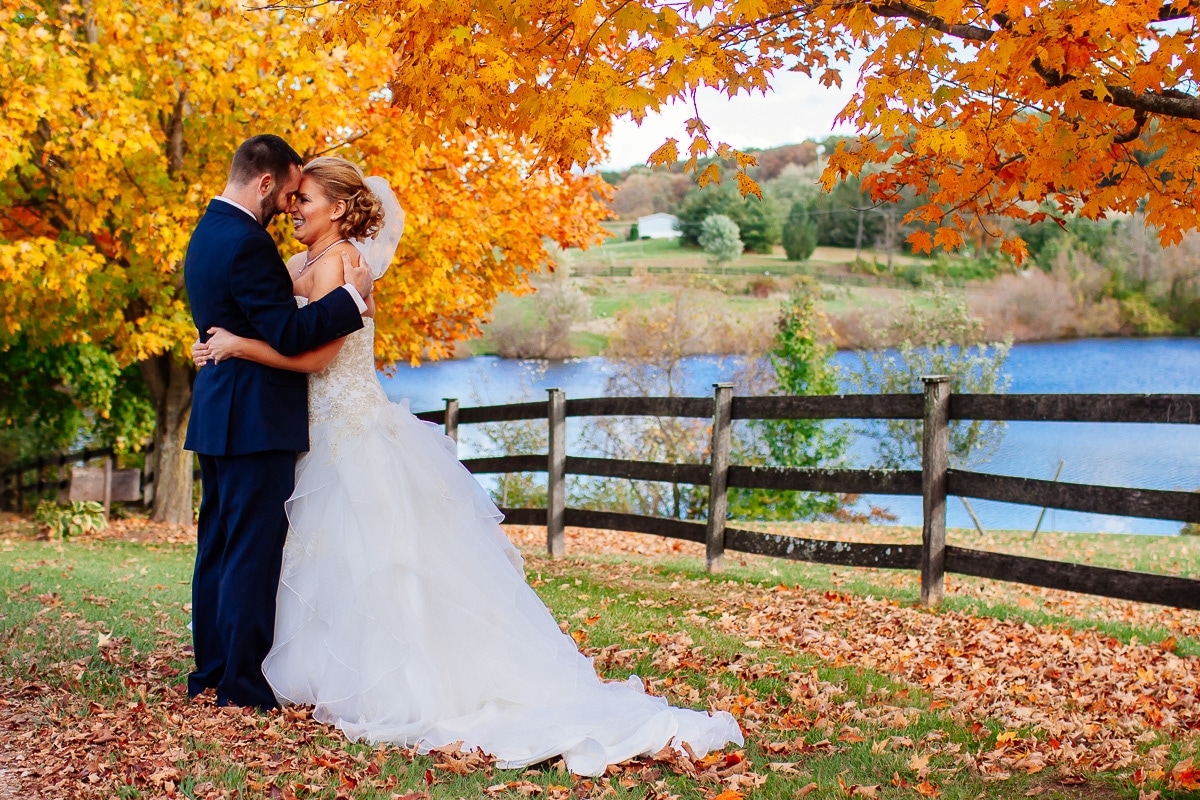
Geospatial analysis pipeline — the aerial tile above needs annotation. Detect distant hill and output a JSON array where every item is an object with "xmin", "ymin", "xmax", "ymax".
[
  {"xmin": 601, "ymin": 140, "xmax": 821, "ymax": 186},
  {"xmin": 604, "ymin": 140, "xmax": 825, "ymax": 221}
]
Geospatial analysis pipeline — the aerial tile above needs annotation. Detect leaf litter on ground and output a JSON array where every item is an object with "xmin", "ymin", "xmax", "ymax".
[{"xmin": 1, "ymin": 515, "xmax": 1198, "ymax": 798}]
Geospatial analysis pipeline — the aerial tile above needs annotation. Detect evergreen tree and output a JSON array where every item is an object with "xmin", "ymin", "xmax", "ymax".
[
  {"xmin": 739, "ymin": 194, "xmax": 782, "ymax": 254},
  {"xmin": 728, "ymin": 282, "xmax": 849, "ymax": 520},
  {"xmin": 782, "ymin": 201, "xmax": 819, "ymax": 261},
  {"xmin": 676, "ymin": 182, "xmax": 743, "ymax": 246}
]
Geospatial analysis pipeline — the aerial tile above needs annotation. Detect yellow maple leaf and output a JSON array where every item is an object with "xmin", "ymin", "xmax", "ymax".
[
  {"xmin": 734, "ymin": 171, "xmax": 762, "ymax": 199},
  {"xmin": 647, "ymin": 138, "xmax": 680, "ymax": 167},
  {"xmin": 697, "ymin": 163, "xmax": 721, "ymax": 188}
]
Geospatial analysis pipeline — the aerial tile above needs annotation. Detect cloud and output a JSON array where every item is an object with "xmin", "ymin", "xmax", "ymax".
[{"xmin": 597, "ymin": 70, "xmax": 860, "ymax": 171}]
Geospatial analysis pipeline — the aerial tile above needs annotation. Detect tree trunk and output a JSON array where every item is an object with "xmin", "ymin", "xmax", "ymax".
[{"xmin": 139, "ymin": 354, "xmax": 195, "ymax": 524}]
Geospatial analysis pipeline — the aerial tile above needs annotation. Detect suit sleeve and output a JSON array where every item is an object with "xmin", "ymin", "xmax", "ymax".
[{"xmin": 229, "ymin": 232, "xmax": 364, "ymax": 357}]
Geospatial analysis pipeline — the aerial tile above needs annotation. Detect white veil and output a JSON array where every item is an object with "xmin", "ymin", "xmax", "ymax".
[{"xmin": 353, "ymin": 176, "xmax": 405, "ymax": 280}]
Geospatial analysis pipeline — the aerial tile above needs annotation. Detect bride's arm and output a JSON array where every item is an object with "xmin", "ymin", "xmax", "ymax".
[
  {"xmin": 195, "ymin": 328, "xmax": 344, "ymax": 373},
  {"xmin": 194, "ymin": 249, "xmax": 365, "ymax": 372},
  {"xmin": 194, "ymin": 250, "xmax": 361, "ymax": 373}
]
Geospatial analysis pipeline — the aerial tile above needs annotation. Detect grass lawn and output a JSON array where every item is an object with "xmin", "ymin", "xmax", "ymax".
[{"xmin": 3, "ymin": 516, "xmax": 1199, "ymax": 798}]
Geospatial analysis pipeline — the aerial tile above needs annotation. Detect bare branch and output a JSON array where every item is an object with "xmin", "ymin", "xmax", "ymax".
[
  {"xmin": 1113, "ymin": 109, "xmax": 1149, "ymax": 144},
  {"xmin": 245, "ymin": 0, "xmax": 336, "ymax": 11},
  {"xmin": 305, "ymin": 125, "xmax": 382, "ymax": 159},
  {"xmin": 868, "ymin": 0, "xmax": 995, "ymax": 42}
]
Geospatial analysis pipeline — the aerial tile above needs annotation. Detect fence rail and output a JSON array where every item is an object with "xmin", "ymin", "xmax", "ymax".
[
  {"xmin": 1, "ymin": 445, "xmax": 128, "ymax": 513},
  {"xmin": 7, "ymin": 387, "xmax": 1200, "ymax": 610},
  {"xmin": 0, "ymin": 441, "xmax": 191, "ymax": 514},
  {"xmin": 436, "ymin": 384, "xmax": 1200, "ymax": 611}
]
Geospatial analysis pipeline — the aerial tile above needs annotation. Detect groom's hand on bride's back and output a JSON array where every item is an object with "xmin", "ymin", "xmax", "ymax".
[{"xmin": 343, "ymin": 251, "xmax": 374, "ymax": 300}]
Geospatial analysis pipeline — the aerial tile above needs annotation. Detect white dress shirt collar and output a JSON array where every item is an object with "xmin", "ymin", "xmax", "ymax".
[
  {"xmin": 211, "ymin": 195, "xmax": 368, "ymax": 315},
  {"xmin": 213, "ymin": 195, "xmax": 259, "ymax": 223}
]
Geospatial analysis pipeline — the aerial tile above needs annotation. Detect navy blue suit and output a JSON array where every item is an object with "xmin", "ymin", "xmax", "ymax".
[{"xmin": 184, "ymin": 199, "xmax": 363, "ymax": 709}]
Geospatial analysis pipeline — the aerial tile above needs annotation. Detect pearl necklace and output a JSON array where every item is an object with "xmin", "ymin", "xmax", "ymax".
[{"xmin": 300, "ymin": 238, "xmax": 348, "ymax": 273}]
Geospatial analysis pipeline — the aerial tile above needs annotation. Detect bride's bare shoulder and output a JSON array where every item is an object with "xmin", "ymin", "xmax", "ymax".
[
  {"xmin": 285, "ymin": 252, "xmax": 307, "ymax": 281},
  {"xmin": 309, "ymin": 241, "xmax": 359, "ymax": 298}
]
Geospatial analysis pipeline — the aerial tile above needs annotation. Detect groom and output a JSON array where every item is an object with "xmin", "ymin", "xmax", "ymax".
[{"xmin": 183, "ymin": 134, "xmax": 373, "ymax": 709}]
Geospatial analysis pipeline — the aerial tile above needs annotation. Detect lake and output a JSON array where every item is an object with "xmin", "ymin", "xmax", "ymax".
[{"xmin": 379, "ymin": 338, "xmax": 1200, "ymax": 535}]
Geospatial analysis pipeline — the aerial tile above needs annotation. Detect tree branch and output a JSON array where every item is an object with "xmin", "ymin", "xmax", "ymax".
[
  {"xmin": 305, "ymin": 125, "xmax": 382, "ymax": 159},
  {"xmin": 1113, "ymin": 109, "xmax": 1149, "ymax": 144},
  {"xmin": 165, "ymin": 91, "xmax": 186, "ymax": 179},
  {"xmin": 871, "ymin": 1, "xmax": 1200, "ymax": 121},
  {"xmin": 868, "ymin": 1, "xmax": 995, "ymax": 42},
  {"xmin": 1157, "ymin": 2, "xmax": 1199, "ymax": 23},
  {"xmin": 1101, "ymin": 84, "xmax": 1200, "ymax": 120}
]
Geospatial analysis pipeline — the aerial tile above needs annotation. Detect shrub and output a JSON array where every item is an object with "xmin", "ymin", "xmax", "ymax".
[
  {"xmin": 781, "ymin": 201, "xmax": 818, "ymax": 261},
  {"xmin": 627, "ymin": 223, "xmax": 639, "ymax": 241},
  {"xmin": 575, "ymin": 296, "xmax": 716, "ymax": 520},
  {"xmin": 699, "ymin": 214, "xmax": 742, "ymax": 267},
  {"xmin": 483, "ymin": 274, "xmax": 588, "ymax": 359},
  {"xmin": 1119, "ymin": 293, "xmax": 1175, "ymax": 335},
  {"xmin": 747, "ymin": 277, "xmax": 777, "ymax": 298},
  {"xmin": 728, "ymin": 280, "xmax": 851, "ymax": 521},
  {"xmin": 849, "ymin": 283, "xmax": 1012, "ymax": 470},
  {"xmin": 897, "ymin": 261, "xmax": 926, "ymax": 286},
  {"xmin": 35, "ymin": 499, "xmax": 107, "ymax": 541}
]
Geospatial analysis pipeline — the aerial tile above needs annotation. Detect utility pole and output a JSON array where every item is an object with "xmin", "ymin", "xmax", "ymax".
[{"xmin": 854, "ymin": 208, "xmax": 865, "ymax": 262}]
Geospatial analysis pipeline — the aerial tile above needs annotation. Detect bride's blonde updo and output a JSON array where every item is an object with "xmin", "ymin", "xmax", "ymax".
[{"xmin": 302, "ymin": 157, "xmax": 385, "ymax": 240}]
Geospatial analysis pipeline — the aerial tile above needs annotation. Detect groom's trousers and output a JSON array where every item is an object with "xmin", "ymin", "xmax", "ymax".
[{"xmin": 190, "ymin": 450, "xmax": 295, "ymax": 709}]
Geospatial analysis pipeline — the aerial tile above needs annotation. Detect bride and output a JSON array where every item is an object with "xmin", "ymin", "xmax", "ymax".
[{"xmin": 191, "ymin": 156, "xmax": 742, "ymax": 776}]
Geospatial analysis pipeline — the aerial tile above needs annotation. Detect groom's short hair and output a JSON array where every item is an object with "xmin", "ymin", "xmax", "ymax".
[{"xmin": 228, "ymin": 135, "xmax": 304, "ymax": 186}]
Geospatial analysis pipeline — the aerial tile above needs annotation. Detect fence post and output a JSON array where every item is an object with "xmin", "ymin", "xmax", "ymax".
[
  {"xmin": 546, "ymin": 388, "xmax": 566, "ymax": 558},
  {"xmin": 920, "ymin": 375, "xmax": 951, "ymax": 606},
  {"xmin": 102, "ymin": 456, "xmax": 114, "ymax": 518},
  {"xmin": 57, "ymin": 453, "xmax": 68, "ymax": 501},
  {"xmin": 443, "ymin": 398, "xmax": 459, "ymax": 443},
  {"xmin": 142, "ymin": 441, "xmax": 155, "ymax": 507},
  {"xmin": 35, "ymin": 457, "xmax": 46, "ymax": 500},
  {"xmin": 705, "ymin": 383, "xmax": 734, "ymax": 573}
]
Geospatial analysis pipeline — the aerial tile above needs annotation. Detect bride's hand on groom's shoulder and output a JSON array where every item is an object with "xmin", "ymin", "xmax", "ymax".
[{"xmin": 342, "ymin": 251, "xmax": 373, "ymax": 300}]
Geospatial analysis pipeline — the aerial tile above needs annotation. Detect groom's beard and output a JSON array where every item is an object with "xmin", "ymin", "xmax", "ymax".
[{"xmin": 259, "ymin": 189, "xmax": 287, "ymax": 227}]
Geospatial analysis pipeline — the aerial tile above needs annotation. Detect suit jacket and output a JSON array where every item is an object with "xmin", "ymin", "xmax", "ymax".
[{"xmin": 184, "ymin": 199, "xmax": 364, "ymax": 456}]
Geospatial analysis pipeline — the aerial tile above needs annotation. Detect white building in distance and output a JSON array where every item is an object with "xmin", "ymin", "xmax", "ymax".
[{"xmin": 635, "ymin": 212, "xmax": 682, "ymax": 239}]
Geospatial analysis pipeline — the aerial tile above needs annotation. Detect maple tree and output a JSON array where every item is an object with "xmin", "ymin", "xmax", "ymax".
[
  {"xmin": 0, "ymin": 1, "xmax": 607, "ymax": 522},
  {"xmin": 317, "ymin": 0, "xmax": 1200, "ymax": 260}
]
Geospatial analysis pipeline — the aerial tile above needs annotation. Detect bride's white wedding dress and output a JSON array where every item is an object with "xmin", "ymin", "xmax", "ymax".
[{"xmin": 261, "ymin": 302, "xmax": 742, "ymax": 776}]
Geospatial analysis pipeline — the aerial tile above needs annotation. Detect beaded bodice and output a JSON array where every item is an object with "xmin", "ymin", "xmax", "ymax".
[{"xmin": 296, "ymin": 297, "xmax": 389, "ymax": 433}]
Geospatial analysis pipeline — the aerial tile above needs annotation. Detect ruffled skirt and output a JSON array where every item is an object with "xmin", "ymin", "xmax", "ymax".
[{"xmin": 261, "ymin": 399, "xmax": 742, "ymax": 775}]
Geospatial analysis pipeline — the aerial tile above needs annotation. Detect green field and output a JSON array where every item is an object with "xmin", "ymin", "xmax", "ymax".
[{"xmin": 468, "ymin": 239, "xmax": 953, "ymax": 358}]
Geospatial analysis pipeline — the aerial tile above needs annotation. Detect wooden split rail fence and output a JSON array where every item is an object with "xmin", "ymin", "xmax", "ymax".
[
  {"xmin": 417, "ymin": 380, "xmax": 1200, "ymax": 610},
  {"xmin": 4, "ymin": 382, "xmax": 1199, "ymax": 609}
]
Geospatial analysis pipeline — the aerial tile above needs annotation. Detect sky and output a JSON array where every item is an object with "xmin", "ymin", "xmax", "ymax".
[{"xmin": 596, "ymin": 69, "xmax": 861, "ymax": 172}]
